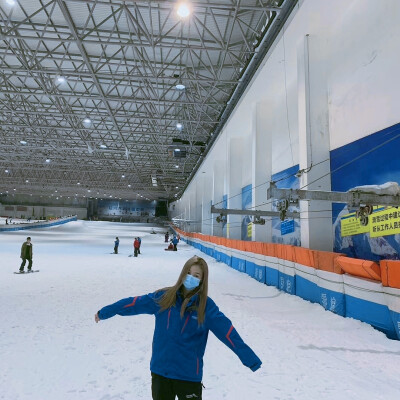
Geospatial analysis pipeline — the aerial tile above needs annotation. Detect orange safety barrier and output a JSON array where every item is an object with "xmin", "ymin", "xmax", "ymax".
[
  {"xmin": 313, "ymin": 250, "xmax": 345, "ymax": 274},
  {"xmin": 220, "ymin": 237, "xmax": 228, "ymax": 247},
  {"xmin": 336, "ymin": 256, "xmax": 381, "ymax": 281},
  {"xmin": 293, "ymin": 247, "xmax": 315, "ymax": 267},
  {"xmin": 264, "ymin": 242, "xmax": 277, "ymax": 258},
  {"xmin": 245, "ymin": 241, "xmax": 264, "ymax": 255},
  {"xmin": 380, "ymin": 260, "xmax": 400, "ymax": 289},
  {"xmin": 280, "ymin": 244, "xmax": 295, "ymax": 262}
]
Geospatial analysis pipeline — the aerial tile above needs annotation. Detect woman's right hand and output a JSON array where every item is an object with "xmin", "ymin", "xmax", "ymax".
[{"xmin": 94, "ymin": 312, "xmax": 100, "ymax": 323}]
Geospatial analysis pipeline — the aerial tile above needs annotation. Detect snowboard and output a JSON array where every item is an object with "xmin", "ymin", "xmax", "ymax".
[{"xmin": 14, "ymin": 270, "xmax": 39, "ymax": 274}]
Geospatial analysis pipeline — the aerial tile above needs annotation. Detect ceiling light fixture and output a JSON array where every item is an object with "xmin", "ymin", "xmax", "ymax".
[
  {"xmin": 176, "ymin": 83, "xmax": 185, "ymax": 90},
  {"xmin": 6, "ymin": 0, "xmax": 16, "ymax": 6},
  {"xmin": 177, "ymin": 2, "xmax": 190, "ymax": 18},
  {"xmin": 20, "ymin": 140, "xmax": 27, "ymax": 145},
  {"xmin": 176, "ymin": 123, "xmax": 183, "ymax": 130},
  {"xmin": 45, "ymin": 159, "xmax": 51, "ymax": 163},
  {"xmin": 56, "ymin": 76, "xmax": 66, "ymax": 84},
  {"xmin": 100, "ymin": 144, "xmax": 107, "ymax": 149}
]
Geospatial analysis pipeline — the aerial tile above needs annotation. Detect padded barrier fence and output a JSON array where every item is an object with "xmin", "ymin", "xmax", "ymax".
[
  {"xmin": 171, "ymin": 226, "xmax": 400, "ymax": 340},
  {"xmin": 0, "ymin": 215, "xmax": 78, "ymax": 232}
]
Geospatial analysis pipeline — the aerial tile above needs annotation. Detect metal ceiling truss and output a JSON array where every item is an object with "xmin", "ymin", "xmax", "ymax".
[{"xmin": 1, "ymin": 0, "xmax": 297, "ymax": 201}]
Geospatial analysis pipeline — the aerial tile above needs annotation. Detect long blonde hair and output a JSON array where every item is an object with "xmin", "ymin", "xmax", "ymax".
[{"xmin": 157, "ymin": 256, "xmax": 209, "ymax": 324}]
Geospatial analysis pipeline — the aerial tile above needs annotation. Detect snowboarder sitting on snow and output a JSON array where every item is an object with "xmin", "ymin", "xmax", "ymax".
[
  {"xmin": 165, "ymin": 243, "xmax": 174, "ymax": 251},
  {"xmin": 94, "ymin": 255, "xmax": 261, "ymax": 400},
  {"xmin": 19, "ymin": 237, "xmax": 33, "ymax": 273},
  {"xmin": 133, "ymin": 237, "xmax": 140, "ymax": 257},
  {"xmin": 114, "ymin": 237, "xmax": 120, "ymax": 254}
]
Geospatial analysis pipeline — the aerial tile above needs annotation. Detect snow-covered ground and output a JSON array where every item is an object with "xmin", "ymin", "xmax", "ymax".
[{"xmin": 1, "ymin": 221, "xmax": 400, "ymax": 400}]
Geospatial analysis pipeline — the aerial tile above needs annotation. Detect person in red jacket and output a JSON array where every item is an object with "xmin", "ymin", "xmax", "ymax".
[{"xmin": 133, "ymin": 237, "xmax": 140, "ymax": 257}]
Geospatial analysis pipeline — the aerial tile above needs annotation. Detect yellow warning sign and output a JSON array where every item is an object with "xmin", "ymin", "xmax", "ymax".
[
  {"xmin": 370, "ymin": 208, "xmax": 400, "ymax": 238},
  {"xmin": 341, "ymin": 206, "xmax": 400, "ymax": 237},
  {"xmin": 340, "ymin": 213, "xmax": 369, "ymax": 237},
  {"xmin": 247, "ymin": 222, "xmax": 252, "ymax": 238}
]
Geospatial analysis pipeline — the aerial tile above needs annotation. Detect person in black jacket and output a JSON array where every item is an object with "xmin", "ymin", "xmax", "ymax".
[{"xmin": 19, "ymin": 237, "xmax": 33, "ymax": 272}]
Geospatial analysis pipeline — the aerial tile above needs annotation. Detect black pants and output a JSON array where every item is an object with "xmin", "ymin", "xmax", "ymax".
[
  {"xmin": 151, "ymin": 373, "xmax": 202, "ymax": 400},
  {"xmin": 134, "ymin": 248, "xmax": 139, "ymax": 257},
  {"xmin": 114, "ymin": 246, "xmax": 118, "ymax": 254},
  {"xmin": 20, "ymin": 258, "xmax": 32, "ymax": 271},
  {"xmin": 173, "ymin": 244, "xmax": 177, "ymax": 251}
]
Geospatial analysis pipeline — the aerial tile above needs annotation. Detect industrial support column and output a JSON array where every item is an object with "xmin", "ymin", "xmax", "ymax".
[
  {"xmin": 228, "ymin": 138, "xmax": 244, "ymax": 239},
  {"xmin": 212, "ymin": 159, "xmax": 226, "ymax": 237},
  {"xmin": 252, "ymin": 101, "xmax": 273, "ymax": 242},
  {"xmin": 297, "ymin": 34, "xmax": 333, "ymax": 250},
  {"xmin": 201, "ymin": 173, "xmax": 213, "ymax": 235}
]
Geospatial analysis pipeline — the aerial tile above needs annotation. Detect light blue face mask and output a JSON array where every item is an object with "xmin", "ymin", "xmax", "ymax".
[{"xmin": 183, "ymin": 274, "xmax": 201, "ymax": 290}]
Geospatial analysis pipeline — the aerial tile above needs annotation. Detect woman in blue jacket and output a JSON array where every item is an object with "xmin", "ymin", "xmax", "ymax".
[{"xmin": 95, "ymin": 255, "xmax": 262, "ymax": 400}]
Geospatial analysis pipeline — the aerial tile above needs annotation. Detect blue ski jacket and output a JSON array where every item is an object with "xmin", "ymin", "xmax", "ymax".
[{"xmin": 97, "ymin": 290, "xmax": 262, "ymax": 382}]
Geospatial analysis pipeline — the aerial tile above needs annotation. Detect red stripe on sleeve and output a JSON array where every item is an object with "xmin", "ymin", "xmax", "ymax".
[
  {"xmin": 123, "ymin": 296, "xmax": 138, "ymax": 308},
  {"xmin": 226, "ymin": 325, "xmax": 235, "ymax": 348}
]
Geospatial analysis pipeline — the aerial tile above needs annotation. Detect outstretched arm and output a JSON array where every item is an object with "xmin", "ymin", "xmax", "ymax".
[
  {"xmin": 95, "ymin": 292, "xmax": 159, "ymax": 322},
  {"xmin": 206, "ymin": 299, "xmax": 262, "ymax": 372}
]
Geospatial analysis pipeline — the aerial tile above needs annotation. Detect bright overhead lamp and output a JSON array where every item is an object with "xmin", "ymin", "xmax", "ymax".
[
  {"xmin": 128, "ymin": 184, "xmax": 131, "ymax": 188},
  {"xmin": 6, "ymin": 0, "xmax": 16, "ymax": 6},
  {"xmin": 174, "ymin": 148, "xmax": 181, "ymax": 152},
  {"xmin": 176, "ymin": 83, "xmax": 185, "ymax": 90},
  {"xmin": 83, "ymin": 117, "xmax": 91, "ymax": 126},
  {"xmin": 175, "ymin": 186, "xmax": 179, "ymax": 189},
  {"xmin": 5, "ymin": 169, "xmax": 9, "ymax": 173},
  {"xmin": 25, "ymin": 180, "xmax": 29, "ymax": 183},
  {"xmin": 100, "ymin": 144, "xmax": 107, "ymax": 149},
  {"xmin": 88, "ymin": 189, "xmax": 91, "ymax": 193},
  {"xmin": 77, "ymin": 182, "xmax": 80, "ymax": 185},
  {"xmin": 175, "ymin": 165, "xmax": 179, "ymax": 168},
  {"xmin": 176, "ymin": 123, "xmax": 183, "ymax": 130},
  {"xmin": 121, "ymin": 175, "xmax": 125, "ymax": 178},
  {"xmin": 45, "ymin": 159, "xmax": 51, "ymax": 163},
  {"xmin": 20, "ymin": 140, "xmax": 27, "ymax": 145},
  {"xmin": 177, "ymin": 2, "xmax": 190, "ymax": 18},
  {"xmin": 56, "ymin": 76, "xmax": 66, "ymax": 84}
]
